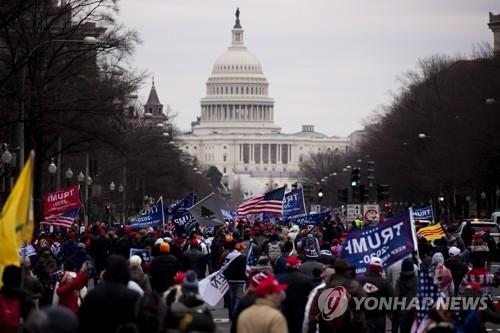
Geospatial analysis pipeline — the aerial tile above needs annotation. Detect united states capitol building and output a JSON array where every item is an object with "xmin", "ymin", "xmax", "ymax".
[{"xmin": 147, "ymin": 10, "xmax": 362, "ymax": 195}]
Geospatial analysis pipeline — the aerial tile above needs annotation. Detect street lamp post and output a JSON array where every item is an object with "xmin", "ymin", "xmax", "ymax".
[
  {"xmin": 109, "ymin": 181, "xmax": 116, "ymax": 225},
  {"xmin": 48, "ymin": 158, "xmax": 57, "ymax": 191},
  {"xmin": 1, "ymin": 144, "xmax": 13, "ymax": 204},
  {"xmin": 65, "ymin": 167, "xmax": 73, "ymax": 187}
]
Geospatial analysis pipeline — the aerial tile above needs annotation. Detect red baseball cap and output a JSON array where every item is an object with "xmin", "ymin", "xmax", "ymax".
[
  {"xmin": 190, "ymin": 239, "xmax": 199, "ymax": 247},
  {"xmin": 255, "ymin": 276, "xmax": 287, "ymax": 297},
  {"xmin": 249, "ymin": 271, "xmax": 273, "ymax": 288},
  {"xmin": 286, "ymin": 255, "xmax": 302, "ymax": 267}
]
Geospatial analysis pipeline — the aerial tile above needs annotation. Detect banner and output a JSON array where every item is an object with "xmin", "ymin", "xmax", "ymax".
[
  {"xmin": 282, "ymin": 210, "xmax": 330, "ymax": 227},
  {"xmin": 413, "ymin": 205, "xmax": 434, "ymax": 221},
  {"xmin": 221, "ymin": 209, "xmax": 236, "ymax": 221},
  {"xmin": 198, "ymin": 255, "xmax": 238, "ymax": 306},
  {"xmin": 129, "ymin": 198, "xmax": 164, "ymax": 230},
  {"xmin": 43, "ymin": 185, "xmax": 81, "ymax": 216},
  {"xmin": 283, "ymin": 188, "xmax": 306, "ymax": 218},
  {"xmin": 169, "ymin": 193, "xmax": 198, "ymax": 237},
  {"xmin": 341, "ymin": 210, "xmax": 416, "ymax": 276},
  {"xmin": 130, "ymin": 248, "xmax": 152, "ymax": 263}
]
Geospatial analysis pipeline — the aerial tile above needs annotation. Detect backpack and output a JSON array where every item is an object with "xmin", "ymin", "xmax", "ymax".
[
  {"xmin": 267, "ymin": 242, "xmax": 282, "ymax": 263},
  {"xmin": 0, "ymin": 293, "xmax": 21, "ymax": 333},
  {"xmin": 304, "ymin": 237, "xmax": 319, "ymax": 258}
]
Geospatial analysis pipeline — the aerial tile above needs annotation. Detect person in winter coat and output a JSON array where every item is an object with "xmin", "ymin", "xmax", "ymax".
[
  {"xmin": 230, "ymin": 271, "xmax": 272, "ymax": 333},
  {"xmin": 307, "ymin": 259, "xmax": 367, "ymax": 333},
  {"xmin": 431, "ymin": 252, "xmax": 454, "ymax": 297},
  {"xmin": 181, "ymin": 239, "xmax": 207, "ymax": 279},
  {"xmin": 237, "ymin": 275, "xmax": 288, "ymax": 333},
  {"xmin": 393, "ymin": 258, "xmax": 417, "ymax": 333},
  {"xmin": 78, "ymin": 255, "xmax": 140, "ymax": 333},
  {"xmin": 223, "ymin": 242, "xmax": 248, "ymax": 320},
  {"xmin": 150, "ymin": 242, "xmax": 181, "ymax": 294},
  {"xmin": 56, "ymin": 260, "xmax": 92, "ymax": 313},
  {"xmin": 460, "ymin": 253, "xmax": 494, "ymax": 298},
  {"xmin": 165, "ymin": 270, "xmax": 215, "ymax": 333},
  {"xmin": 0, "ymin": 266, "xmax": 35, "ymax": 333},
  {"xmin": 129, "ymin": 255, "xmax": 152, "ymax": 293},
  {"xmin": 359, "ymin": 257, "xmax": 395, "ymax": 333},
  {"xmin": 33, "ymin": 248, "xmax": 58, "ymax": 306},
  {"xmin": 444, "ymin": 246, "xmax": 468, "ymax": 296},
  {"xmin": 277, "ymin": 255, "xmax": 314, "ymax": 333}
]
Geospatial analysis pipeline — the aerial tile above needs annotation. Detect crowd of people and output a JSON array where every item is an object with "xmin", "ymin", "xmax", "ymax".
[{"xmin": 1, "ymin": 216, "xmax": 500, "ymax": 333}]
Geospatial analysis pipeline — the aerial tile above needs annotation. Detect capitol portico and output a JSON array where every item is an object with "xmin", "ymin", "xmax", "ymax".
[{"xmin": 152, "ymin": 9, "xmax": 359, "ymax": 195}]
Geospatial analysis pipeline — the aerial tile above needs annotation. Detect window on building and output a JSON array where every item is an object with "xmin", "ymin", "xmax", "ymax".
[
  {"xmin": 244, "ymin": 167, "xmax": 248, "ymax": 171},
  {"xmin": 243, "ymin": 144, "xmax": 250, "ymax": 164},
  {"xmin": 299, "ymin": 156, "xmax": 303, "ymax": 163},
  {"xmin": 281, "ymin": 144, "xmax": 288, "ymax": 164},
  {"xmin": 185, "ymin": 146, "xmax": 189, "ymax": 149},
  {"xmin": 223, "ymin": 154, "xmax": 227, "ymax": 162},
  {"xmin": 223, "ymin": 167, "xmax": 227, "ymax": 174},
  {"xmin": 270, "ymin": 144, "xmax": 277, "ymax": 164},
  {"xmin": 262, "ymin": 144, "xmax": 269, "ymax": 164},
  {"xmin": 254, "ymin": 144, "xmax": 261, "ymax": 164},
  {"xmin": 224, "ymin": 146, "xmax": 227, "ymax": 149},
  {"xmin": 194, "ymin": 146, "xmax": 197, "ymax": 150}
]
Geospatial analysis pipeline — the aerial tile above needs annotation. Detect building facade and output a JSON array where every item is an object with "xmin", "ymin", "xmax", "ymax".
[{"xmin": 177, "ymin": 10, "xmax": 354, "ymax": 195}]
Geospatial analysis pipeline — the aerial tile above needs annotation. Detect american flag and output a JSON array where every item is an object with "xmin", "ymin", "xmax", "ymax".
[
  {"xmin": 40, "ymin": 208, "xmax": 79, "ymax": 229},
  {"xmin": 237, "ymin": 187, "xmax": 285, "ymax": 216},
  {"xmin": 413, "ymin": 264, "xmax": 440, "ymax": 333}
]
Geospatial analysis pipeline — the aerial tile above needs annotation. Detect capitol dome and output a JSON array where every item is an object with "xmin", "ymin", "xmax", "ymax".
[
  {"xmin": 212, "ymin": 48, "xmax": 263, "ymax": 75},
  {"xmin": 194, "ymin": 8, "xmax": 280, "ymax": 135}
]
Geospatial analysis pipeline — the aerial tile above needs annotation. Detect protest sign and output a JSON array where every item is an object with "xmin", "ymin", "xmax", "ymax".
[
  {"xmin": 43, "ymin": 185, "xmax": 81, "ymax": 216},
  {"xmin": 341, "ymin": 210, "xmax": 416, "ymax": 276},
  {"xmin": 283, "ymin": 188, "xmax": 306, "ymax": 218},
  {"xmin": 129, "ymin": 248, "xmax": 152, "ymax": 263},
  {"xmin": 282, "ymin": 210, "xmax": 330, "ymax": 227},
  {"xmin": 129, "ymin": 198, "xmax": 164, "ymax": 230},
  {"xmin": 413, "ymin": 205, "xmax": 434, "ymax": 221},
  {"xmin": 346, "ymin": 204, "xmax": 362, "ymax": 223}
]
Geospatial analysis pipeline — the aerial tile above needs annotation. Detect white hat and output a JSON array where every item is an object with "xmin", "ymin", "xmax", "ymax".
[
  {"xmin": 154, "ymin": 238, "xmax": 164, "ymax": 246},
  {"xmin": 448, "ymin": 246, "xmax": 461, "ymax": 257},
  {"xmin": 369, "ymin": 257, "xmax": 383, "ymax": 267},
  {"xmin": 129, "ymin": 255, "xmax": 142, "ymax": 267}
]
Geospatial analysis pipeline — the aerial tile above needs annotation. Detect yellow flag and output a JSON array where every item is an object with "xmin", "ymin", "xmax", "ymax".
[
  {"xmin": 0, "ymin": 151, "xmax": 34, "ymax": 286},
  {"xmin": 416, "ymin": 223, "xmax": 446, "ymax": 241}
]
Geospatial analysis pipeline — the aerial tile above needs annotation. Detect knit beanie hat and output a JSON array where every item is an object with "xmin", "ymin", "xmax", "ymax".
[
  {"xmin": 401, "ymin": 258, "xmax": 414, "ymax": 275},
  {"xmin": 182, "ymin": 270, "xmax": 199, "ymax": 294},
  {"xmin": 368, "ymin": 257, "xmax": 383, "ymax": 273}
]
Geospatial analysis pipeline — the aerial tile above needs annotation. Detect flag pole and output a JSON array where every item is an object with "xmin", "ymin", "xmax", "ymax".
[
  {"xmin": 160, "ymin": 196, "xmax": 165, "ymax": 230},
  {"xmin": 408, "ymin": 207, "xmax": 420, "ymax": 267}
]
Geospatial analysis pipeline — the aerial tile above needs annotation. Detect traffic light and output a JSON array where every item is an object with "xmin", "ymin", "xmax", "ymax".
[
  {"xmin": 317, "ymin": 188, "xmax": 324, "ymax": 201},
  {"xmin": 337, "ymin": 188, "xmax": 348, "ymax": 203},
  {"xmin": 303, "ymin": 183, "xmax": 313, "ymax": 202},
  {"xmin": 377, "ymin": 184, "xmax": 390, "ymax": 201},
  {"xmin": 366, "ymin": 161, "xmax": 375, "ymax": 188},
  {"xmin": 359, "ymin": 184, "xmax": 369, "ymax": 203},
  {"xmin": 351, "ymin": 168, "xmax": 360, "ymax": 187}
]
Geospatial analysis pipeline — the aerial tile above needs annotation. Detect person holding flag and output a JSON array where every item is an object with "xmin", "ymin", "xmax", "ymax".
[{"xmin": 0, "ymin": 152, "xmax": 35, "ymax": 333}]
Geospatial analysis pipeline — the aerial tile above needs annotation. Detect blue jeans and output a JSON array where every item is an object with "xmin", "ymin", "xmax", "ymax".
[{"xmin": 227, "ymin": 283, "xmax": 245, "ymax": 320}]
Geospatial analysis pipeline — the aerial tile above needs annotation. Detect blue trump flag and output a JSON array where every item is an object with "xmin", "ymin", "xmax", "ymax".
[
  {"xmin": 283, "ymin": 188, "xmax": 306, "ymax": 218},
  {"xmin": 171, "ymin": 193, "xmax": 198, "ymax": 237},
  {"xmin": 129, "ymin": 198, "xmax": 164, "ymax": 230},
  {"xmin": 282, "ymin": 210, "xmax": 330, "ymax": 227},
  {"xmin": 341, "ymin": 210, "xmax": 416, "ymax": 276},
  {"xmin": 412, "ymin": 205, "xmax": 434, "ymax": 221}
]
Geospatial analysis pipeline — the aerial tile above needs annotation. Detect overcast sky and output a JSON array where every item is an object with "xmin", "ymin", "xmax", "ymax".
[{"xmin": 118, "ymin": 0, "xmax": 498, "ymax": 137}]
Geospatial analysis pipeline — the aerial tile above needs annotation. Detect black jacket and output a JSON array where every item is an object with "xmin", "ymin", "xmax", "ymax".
[
  {"xmin": 223, "ymin": 254, "xmax": 247, "ymax": 283},
  {"xmin": 444, "ymin": 257, "xmax": 469, "ymax": 295},
  {"xmin": 181, "ymin": 248, "xmax": 207, "ymax": 279},
  {"xmin": 150, "ymin": 254, "xmax": 181, "ymax": 293},
  {"xmin": 360, "ymin": 271, "xmax": 394, "ymax": 318},
  {"xmin": 78, "ymin": 282, "xmax": 140, "ymax": 333},
  {"xmin": 277, "ymin": 269, "xmax": 314, "ymax": 333}
]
